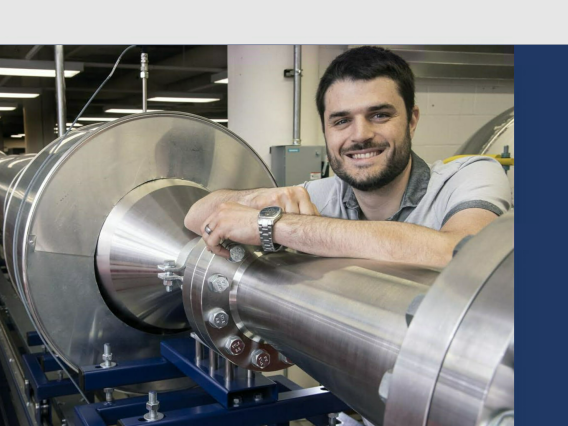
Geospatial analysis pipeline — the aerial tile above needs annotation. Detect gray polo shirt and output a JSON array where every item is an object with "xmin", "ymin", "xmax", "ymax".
[{"xmin": 302, "ymin": 151, "xmax": 511, "ymax": 230}]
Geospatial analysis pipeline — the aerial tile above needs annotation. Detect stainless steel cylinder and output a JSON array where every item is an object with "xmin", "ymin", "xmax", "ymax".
[
  {"xmin": 181, "ymin": 213, "xmax": 513, "ymax": 426},
  {"xmin": 0, "ymin": 154, "xmax": 35, "ymax": 226},
  {"xmin": 235, "ymin": 254, "xmax": 437, "ymax": 422},
  {"xmin": 2, "ymin": 112, "xmax": 276, "ymax": 371}
]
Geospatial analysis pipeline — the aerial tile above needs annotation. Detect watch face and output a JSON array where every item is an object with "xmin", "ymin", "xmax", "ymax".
[{"xmin": 261, "ymin": 207, "xmax": 280, "ymax": 218}]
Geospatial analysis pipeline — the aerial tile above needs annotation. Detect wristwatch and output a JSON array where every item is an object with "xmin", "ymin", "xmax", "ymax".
[{"xmin": 258, "ymin": 206, "xmax": 283, "ymax": 252}]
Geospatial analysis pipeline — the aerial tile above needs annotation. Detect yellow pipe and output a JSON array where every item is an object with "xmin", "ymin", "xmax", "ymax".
[{"xmin": 443, "ymin": 154, "xmax": 514, "ymax": 167}]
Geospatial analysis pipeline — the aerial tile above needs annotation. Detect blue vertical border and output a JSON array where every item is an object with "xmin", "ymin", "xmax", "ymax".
[{"xmin": 515, "ymin": 45, "xmax": 567, "ymax": 425}]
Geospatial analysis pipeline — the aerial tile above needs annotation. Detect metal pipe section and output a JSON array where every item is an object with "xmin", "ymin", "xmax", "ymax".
[
  {"xmin": 234, "ymin": 255, "xmax": 435, "ymax": 423},
  {"xmin": 181, "ymin": 213, "xmax": 513, "ymax": 426},
  {"xmin": 140, "ymin": 52, "xmax": 149, "ymax": 112},
  {"xmin": 293, "ymin": 45, "xmax": 302, "ymax": 145},
  {"xmin": 54, "ymin": 45, "xmax": 67, "ymax": 137}
]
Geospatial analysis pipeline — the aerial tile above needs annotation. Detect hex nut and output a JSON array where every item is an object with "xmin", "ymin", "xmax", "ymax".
[
  {"xmin": 208, "ymin": 309, "xmax": 229, "ymax": 329},
  {"xmin": 207, "ymin": 274, "xmax": 230, "ymax": 293},
  {"xmin": 225, "ymin": 336, "xmax": 245, "ymax": 355},
  {"xmin": 251, "ymin": 349, "xmax": 271, "ymax": 369},
  {"xmin": 146, "ymin": 401, "xmax": 159, "ymax": 411}
]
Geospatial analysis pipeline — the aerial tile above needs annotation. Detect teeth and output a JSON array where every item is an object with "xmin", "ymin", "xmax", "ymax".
[{"xmin": 352, "ymin": 151, "xmax": 379, "ymax": 159}]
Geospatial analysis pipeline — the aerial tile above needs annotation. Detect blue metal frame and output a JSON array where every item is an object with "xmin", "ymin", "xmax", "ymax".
[
  {"xmin": 26, "ymin": 330, "xmax": 43, "ymax": 347},
  {"xmin": 75, "ymin": 376, "xmax": 350, "ymax": 426},
  {"xmin": 161, "ymin": 339, "xmax": 278, "ymax": 409},
  {"xmin": 21, "ymin": 352, "xmax": 78, "ymax": 400},
  {"xmin": 17, "ymin": 335, "xmax": 351, "ymax": 426},
  {"xmin": 79, "ymin": 356, "xmax": 185, "ymax": 391},
  {"xmin": 75, "ymin": 387, "xmax": 216, "ymax": 426}
]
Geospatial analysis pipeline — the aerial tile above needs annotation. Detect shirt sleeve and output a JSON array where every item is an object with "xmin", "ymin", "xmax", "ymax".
[{"xmin": 436, "ymin": 157, "xmax": 512, "ymax": 227}]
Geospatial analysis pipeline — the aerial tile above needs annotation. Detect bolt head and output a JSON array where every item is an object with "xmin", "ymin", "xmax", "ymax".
[
  {"xmin": 208, "ymin": 309, "xmax": 229, "ymax": 329},
  {"xmin": 233, "ymin": 397, "xmax": 242, "ymax": 406},
  {"xmin": 225, "ymin": 336, "xmax": 245, "ymax": 355},
  {"xmin": 251, "ymin": 349, "xmax": 271, "ymax": 369},
  {"xmin": 208, "ymin": 274, "xmax": 230, "ymax": 293},
  {"xmin": 229, "ymin": 245, "xmax": 246, "ymax": 262}
]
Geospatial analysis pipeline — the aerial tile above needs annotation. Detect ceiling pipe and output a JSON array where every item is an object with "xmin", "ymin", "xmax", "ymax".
[
  {"xmin": 293, "ymin": 45, "xmax": 302, "ymax": 146},
  {"xmin": 140, "ymin": 50, "xmax": 149, "ymax": 112},
  {"xmin": 54, "ymin": 45, "xmax": 67, "ymax": 137}
]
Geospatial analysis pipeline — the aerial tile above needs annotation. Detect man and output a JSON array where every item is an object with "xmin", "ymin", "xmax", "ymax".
[{"xmin": 185, "ymin": 46, "xmax": 511, "ymax": 269}]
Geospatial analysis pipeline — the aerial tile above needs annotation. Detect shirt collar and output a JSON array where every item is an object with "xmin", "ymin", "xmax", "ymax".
[{"xmin": 342, "ymin": 151, "xmax": 431, "ymax": 221}]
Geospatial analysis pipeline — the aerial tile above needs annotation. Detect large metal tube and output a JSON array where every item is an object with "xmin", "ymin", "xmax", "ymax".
[
  {"xmin": 293, "ymin": 45, "xmax": 302, "ymax": 145},
  {"xmin": 54, "ymin": 45, "xmax": 67, "ymax": 137},
  {"xmin": 181, "ymin": 213, "xmax": 513, "ymax": 426},
  {"xmin": 235, "ymin": 255, "xmax": 436, "ymax": 423}
]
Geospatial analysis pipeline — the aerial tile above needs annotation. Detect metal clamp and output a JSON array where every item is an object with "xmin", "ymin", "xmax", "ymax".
[{"xmin": 157, "ymin": 260, "xmax": 185, "ymax": 292}]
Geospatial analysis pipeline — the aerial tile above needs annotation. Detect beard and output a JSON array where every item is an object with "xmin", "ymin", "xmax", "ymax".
[{"xmin": 327, "ymin": 126, "xmax": 412, "ymax": 192}]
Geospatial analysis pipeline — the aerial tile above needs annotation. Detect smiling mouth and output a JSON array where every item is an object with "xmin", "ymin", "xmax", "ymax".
[{"xmin": 346, "ymin": 149, "xmax": 384, "ymax": 160}]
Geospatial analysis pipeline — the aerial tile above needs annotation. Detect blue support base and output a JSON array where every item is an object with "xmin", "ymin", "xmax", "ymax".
[
  {"xmin": 21, "ymin": 352, "xmax": 78, "ymax": 400},
  {"xmin": 75, "ymin": 387, "xmax": 216, "ymax": 426},
  {"xmin": 75, "ymin": 376, "xmax": 349, "ymax": 426},
  {"xmin": 161, "ymin": 339, "xmax": 278, "ymax": 409},
  {"xmin": 71, "ymin": 337, "xmax": 351, "ymax": 426},
  {"xmin": 79, "ymin": 356, "xmax": 185, "ymax": 391},
  {"xmin": 117, "ymin": 382, "xmax": 349, "ymax": 426}
]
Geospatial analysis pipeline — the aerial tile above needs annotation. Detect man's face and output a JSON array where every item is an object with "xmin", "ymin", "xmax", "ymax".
[{"xmin": 323, "ymin": 77, "xmax": 419, "ymax": 192}]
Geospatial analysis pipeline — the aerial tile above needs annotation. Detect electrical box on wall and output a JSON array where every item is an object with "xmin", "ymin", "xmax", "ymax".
[{"xmin": 270, "ymin": 145, "xmax": 325, "ymax": 187}]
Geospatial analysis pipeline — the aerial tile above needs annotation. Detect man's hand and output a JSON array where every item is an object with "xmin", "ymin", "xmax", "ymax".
[
  {"xmin": 243, "ymin": 187, "xmax": 320, "ymax": 216},
  {"xmin": 200, "ymin": 202, "xmax": 261, "ymax": 258},
  {"xmin": 185, "ymin": 187, "xmax": 320, "ymax": 237}
]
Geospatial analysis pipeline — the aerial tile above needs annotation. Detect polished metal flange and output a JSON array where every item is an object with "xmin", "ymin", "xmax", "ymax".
[
  {"xmin": 3, "ymin": 112, "xmax": 276, "ymax": 372},
  {"xmin": 384, "ymin": 212, "xmax": 514, "ymax": 426},
  {"xmin": 182, "ymin": 240, "xmax": 293, "ymax": 372}
]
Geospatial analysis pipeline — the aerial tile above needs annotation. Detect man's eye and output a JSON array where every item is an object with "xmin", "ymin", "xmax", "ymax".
[
  {"xmin": 334, "ymin": 118, "xmax": 348, "ymax": 126},
  {"xmin": 372, "ymin": 113, "xmax": 389, "ymax": 120}
]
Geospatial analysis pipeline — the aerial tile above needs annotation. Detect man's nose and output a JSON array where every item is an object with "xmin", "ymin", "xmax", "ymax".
[{"xmin": 351, "ymin": 117, "xmax": 374, "ymax": 143}]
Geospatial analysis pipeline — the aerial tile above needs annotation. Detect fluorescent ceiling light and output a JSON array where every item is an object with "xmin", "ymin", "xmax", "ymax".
[
  {"xmin": 0, "ymin": 92, "xmax": 40, "ymax": 98},
  {"xmin": 0, "ymin": 106, "xmax": 17, "ymax": 111},
  {"xmin": 211, "ymin": 71, "xmax": 228, "ymax": 84},
  {"xmin": 0, "ymin": 59, "xmax": 83, "ymax": 78},
  {"xmin": 11, "ymin": 134, "xmax": 25, "ymax": 138},
  {"xmin": 211, "ymin": 119, "xmax": 228, "ymax": 123},
  {"xmin": 148, "ymin": 97, "xmax": 220, "ymax": 103},
  {"xmin": 105, "ymin": 108, "xmax": 162, "ymax": 114},
  {"xmin": 77, "ymin": 117, "xmax": 118, "ymax": 122}
]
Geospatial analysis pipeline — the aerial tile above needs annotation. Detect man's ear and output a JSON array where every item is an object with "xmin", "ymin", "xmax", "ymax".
[{"xmin": 409, "ymin": 106, "xmax": 420, "ymax": 139}]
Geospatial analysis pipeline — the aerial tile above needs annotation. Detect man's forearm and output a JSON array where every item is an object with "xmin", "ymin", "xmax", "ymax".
[{"xmin": 273, "ymin": 214, "xmax": 461, "ymax": 268}]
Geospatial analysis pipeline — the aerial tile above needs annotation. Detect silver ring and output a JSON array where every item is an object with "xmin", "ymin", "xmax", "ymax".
[{"xmin": 205, "ymin": 224, "xmax": 213, "ymax": 235}]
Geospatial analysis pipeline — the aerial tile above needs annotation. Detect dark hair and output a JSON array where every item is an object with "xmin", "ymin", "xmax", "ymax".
[{"xmin": 316, "ymin": 46, "xmax": 415, "ymax": 126}]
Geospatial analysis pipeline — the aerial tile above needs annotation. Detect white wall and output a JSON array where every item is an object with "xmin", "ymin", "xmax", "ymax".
[
  {"xmin": 412, "ymin": 78, "xmax": 514, "ymax": 164},
  {"xmin": 227, "ymin": 45, "xmax": 321, "ymax": 167},
  {"xmin": 229, "ymin": 45, "xmax": 514, "ymax": 170}
]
